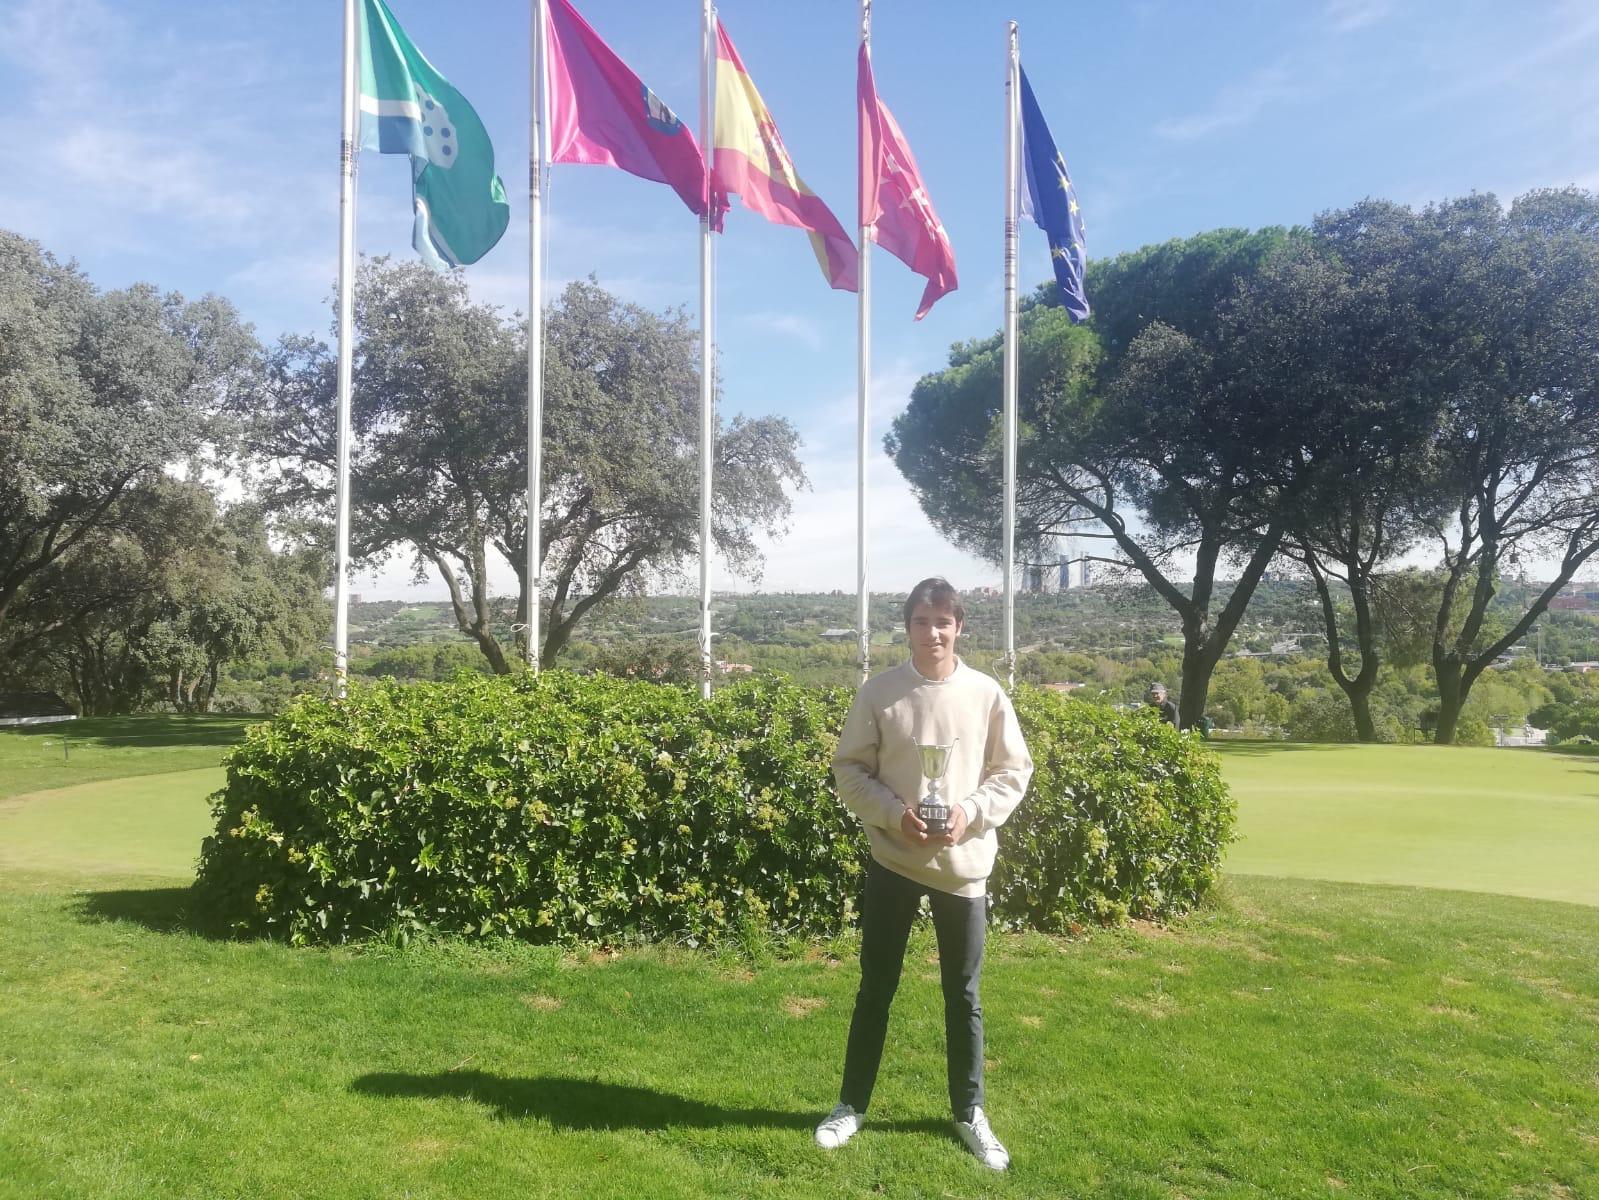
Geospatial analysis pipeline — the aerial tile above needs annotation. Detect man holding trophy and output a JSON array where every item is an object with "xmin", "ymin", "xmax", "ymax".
[{"xmin": 816, "ymin": 577, "xmax": 1034, "ymax": 1171}]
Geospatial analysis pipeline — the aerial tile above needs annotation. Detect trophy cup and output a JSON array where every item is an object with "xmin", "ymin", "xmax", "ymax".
[{"xmin": 915, "ymin": 740, "xmax": 958, "ymax": 836}]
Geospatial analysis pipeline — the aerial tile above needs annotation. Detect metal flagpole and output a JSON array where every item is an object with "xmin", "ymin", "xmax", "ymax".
[
  {"xmin": 856, "ymin": 0, "xmax": 873, "ymax": 687},
  {"xmin": 698, "ymin": 0, "xmax": 717, "ymax": 700},
  {"xmin": 333, "ymin": 0, "xmax": 359, "ymax": 697},
  {"xmin": 527, "ymin": 0, "xmax": 547, "ymax": 672},
  {"xmin": 1002, "ymin": 21, "xmax": 1020, "ymax": 690}
]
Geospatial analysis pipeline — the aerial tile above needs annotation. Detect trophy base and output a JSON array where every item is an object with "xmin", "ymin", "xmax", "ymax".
[{"xmin": 918, "ymin": 805, "xmax": 950, "ymax": 836}]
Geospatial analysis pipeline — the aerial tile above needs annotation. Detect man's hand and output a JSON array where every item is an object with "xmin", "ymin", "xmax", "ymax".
[
  {"xmin": 940, "ymin": 802, "xmax": 969, "ymax": 845},
  {"xmin": 900, "ymin": 806, "xmax": 932, "ymax": 845}
]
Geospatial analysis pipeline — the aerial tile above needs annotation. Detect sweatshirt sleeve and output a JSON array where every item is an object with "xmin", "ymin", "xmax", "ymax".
[
  {"xmin": 958, "ymin": 688, "xmax": 1033, "ymax": 836},
  {"xmin": 832, "ymin": 691, "xmax": 909, "ymax": 831}
]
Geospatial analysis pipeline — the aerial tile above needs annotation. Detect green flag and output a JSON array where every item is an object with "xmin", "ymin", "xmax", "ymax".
[{"xmin": 359, "ymin": 0, "xmax": 509, "ymax": 268}]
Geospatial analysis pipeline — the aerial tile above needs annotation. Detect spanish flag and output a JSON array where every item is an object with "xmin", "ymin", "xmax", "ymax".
[{"xmin": 712, "ymin": 20, "xmax": 859, "ymax": 292}]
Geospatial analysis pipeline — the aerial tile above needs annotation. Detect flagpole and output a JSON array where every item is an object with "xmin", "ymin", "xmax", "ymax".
[
  {"xmin": 527, "ymin": 0, "xmax": 547, "ymax": 672},
  {"xmin": 1002, "ymin": 21, "xmax": 1020, "ymax": 691},
  {"xmin": 698, "ymin": 0, "xmax": 717, "ymax": 700},
  {"xmin": 333, "ymin": 0, "xmax": 359, "ymax": 697},
  {"xmin": 856, "ymin": 0, "xmax": 873, "ymax": 687}
]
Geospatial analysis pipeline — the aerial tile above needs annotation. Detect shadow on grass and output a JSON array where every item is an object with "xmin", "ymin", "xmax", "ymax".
[
  {"xmin": 1208, "ymin": 740, "xmax": 1340, "ymax": 758},
  {"xmin": 76, "ymin": 886, "xmax": 221, "ymax": 938},
  {"xmin": 351, "ymin": 1071, "xmax": 950, "ymax": 1136},
  {"xmin": 10, "ymin": 714, "xmax": 256, "ymax": 748}
]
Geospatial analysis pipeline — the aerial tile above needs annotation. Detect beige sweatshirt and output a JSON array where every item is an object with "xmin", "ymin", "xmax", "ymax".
[{"xmin": 832, "ymin": 658, "xmax": 1034, "ymax": 897}]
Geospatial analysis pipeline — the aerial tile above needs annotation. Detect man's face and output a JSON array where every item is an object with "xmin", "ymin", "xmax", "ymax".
[{"xmin": 907, "ymin": 602, "xmax": 962, "ymax": 667}]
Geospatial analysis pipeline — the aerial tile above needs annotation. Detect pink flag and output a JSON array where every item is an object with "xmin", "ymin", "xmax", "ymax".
[
  {"xmin": 545, "ymin": 0, "xmax": 707, "ymax": 217},
  {"xmin": 857, "ymin": 46, "xmax": 957, "ymax": 319}
]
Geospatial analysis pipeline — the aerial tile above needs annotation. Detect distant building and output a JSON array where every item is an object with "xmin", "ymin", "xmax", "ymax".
[
  {"xmin": 1022, "ymin": 557, "xmax": 1071, "ymax": 595},
  {"xmin": 717, "ymin": 662, "xmax": 754, "ymax": 674},
  {"xmin": 821, "ymin": 628, "xmax": 855, "ymax": 641},
  {"xmin": 0, "ymin": 692, "xmax": 76, "ymax": 727}
]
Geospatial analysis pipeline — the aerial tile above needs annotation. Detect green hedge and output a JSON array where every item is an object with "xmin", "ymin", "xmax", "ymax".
[{"xmin": 195, "ymin": 672, "xmax": 1233, "ymax": 945}]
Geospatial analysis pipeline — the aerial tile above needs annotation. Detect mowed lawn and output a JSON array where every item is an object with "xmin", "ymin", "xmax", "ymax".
[
  {"xmin": 0, "ymin": 726, "xmax": 1595, "ymax": 1197},
  {"xmin": 0, "ymin": 715, "xmax": 253, "ymax": 801},
  {"xmin": 1219, "ymin": 741, "xmax": 1599, "ymax": 906}
]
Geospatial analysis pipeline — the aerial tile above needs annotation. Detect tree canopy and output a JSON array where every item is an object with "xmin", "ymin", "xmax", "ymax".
[
  {"xmin": 245, "ymin": 261, "xmax": 805, "ymax": 671},
  {"xmin": 891, "ymin": 227, "xmax": 1322, "ymax": 727},
  {"xmin": 0, "ymin": 229, "xmax": 259, "ymax": 677}
]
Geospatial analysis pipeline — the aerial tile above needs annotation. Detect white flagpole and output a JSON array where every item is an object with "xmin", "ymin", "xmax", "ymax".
[
  {"xmin": 1002, "ymin": 21, "xmax": 1020, "ymax": 690},
  {"xmin": 856, "ymin": 0, "xmax": 873, "ymax": 687},
  {"xmin": 333, "ymin": 0, "xmax": 359, "ymax": 696},
  {"xmin": 698, "ymin": 0, "xmax": 717, "ymax": 700},
  {"xmin": 527, "ymin": 0, "xmax": 547, "ymax": 672}
]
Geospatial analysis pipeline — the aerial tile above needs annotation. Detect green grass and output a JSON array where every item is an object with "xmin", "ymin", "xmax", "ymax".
[
  {"xmin": 1219, "ymin": 742, "xmax": 1599, "ymax": 906},
  {"xmin": 0, "ymin": 769, "xmax": 221, "ymax": 879},
  {"xmin": 0, "ymin": 715, "xmax": 253, "ymax": 800},
  {"xmin": 1, "ymin": 731, "xmax": 1596, "ymax": 1196},
  {"xmin": 2, "ymin": 875, "xmax": 1594, "ymax": 1199}
]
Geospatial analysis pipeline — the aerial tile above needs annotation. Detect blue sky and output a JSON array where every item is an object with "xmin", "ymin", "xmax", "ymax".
[{"xmin": 3, "ymin": 0, "xmax": 1598, "ymax": 600}]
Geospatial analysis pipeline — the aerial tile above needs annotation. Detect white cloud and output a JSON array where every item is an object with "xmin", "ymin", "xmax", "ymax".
[
  {"xmin": 740, "ymin": 311, "xmax": 825, "ymax": 350},
  {"xmin": 1154, "ymin": 62, "xmax": 1302, "ymax": 142},
  {"xmin": 0, "ymin": 0, "xmax": 323, "ymax": 253},
  {"xmin": 1404, "ymin": 3, "xmax": 1599, "ymax": 115},
  {"xmin": 714, "ymin": 358, "xmax": 998, "ymax": 595},
  {"xmin": 1324, "ymin": 0, "xmax": 1392, "ymax": 34}
]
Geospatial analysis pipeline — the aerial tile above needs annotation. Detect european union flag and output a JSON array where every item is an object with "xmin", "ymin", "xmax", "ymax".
[{"xmin": 1017, "ymin": 65, "xmax": 1089, "ymax": 322}]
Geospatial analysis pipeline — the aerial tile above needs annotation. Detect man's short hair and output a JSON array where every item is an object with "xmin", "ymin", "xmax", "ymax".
[{"xmin": 903, "ymin": 577, "xmax": 965, "ymax": 627}]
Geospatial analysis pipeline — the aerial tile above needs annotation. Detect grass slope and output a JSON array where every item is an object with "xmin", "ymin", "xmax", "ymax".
[
  {"xmin": 0, "ymin": 715, "xmax": 252, "ymax": 801},
  {"xmin": 1219, "ymin": 742, "xmax": 1599, "ymax": 906}
]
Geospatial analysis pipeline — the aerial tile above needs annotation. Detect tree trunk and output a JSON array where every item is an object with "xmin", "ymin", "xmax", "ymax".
[
  {"xmin": 1308, "ymin": 556, "xmax": 1383, "ymax": 742},
  {"xmin": 1177, "ymin": 620, "xmax": 1224, "ymax": 731},
  {"xmin": 1342, "ymin": 682, "xmax": 1378, "ymax": 742},
  {"xmin": 427, "ymin": 546, "xmax": 512, "ymax": 675},
  {"xmin": 1433, "ymin": 658, "xmax": 1465, "ymax": 744}
]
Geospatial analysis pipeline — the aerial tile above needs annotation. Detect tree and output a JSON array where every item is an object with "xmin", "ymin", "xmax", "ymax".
[
  {"xmin": 0, "ymin": 230, "xmax": 257, "ymax": 667},
  {"xmin": 1401, "ymin": 191, "xmax": 1599, "ymax": 742},
  {"xmin": 890, "ymin": 228, "xmax": 1323, "ymax": 728},
  {"xmin": 1250, "ymin": 211, "xmax": 1446, "ymax": 741},
  {"xmin": 18, "ymin": 487, "xmax": 326, "ymax": 715},
  {"xmin": 248, "ymin": 262, "xmax": 804, "ymax": 671}
]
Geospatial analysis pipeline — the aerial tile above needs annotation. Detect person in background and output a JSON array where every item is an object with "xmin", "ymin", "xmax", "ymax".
[
  {"xmin": 1147, "ymin": 682, "xmax": 1180, "ymax": 729},
  {"xmin": 814, "ymin": 576, "xmax": 1033, "ymax": 1172}
]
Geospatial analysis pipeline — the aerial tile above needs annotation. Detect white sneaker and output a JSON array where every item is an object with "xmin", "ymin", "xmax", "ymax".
[
  {"xmin": 954, "ymin": 1106, "xmax": 1010, "ymax": 1171},
  {"xmin": 814, "ymin": 1102, "xmax": 861, "ymax": 1149}
]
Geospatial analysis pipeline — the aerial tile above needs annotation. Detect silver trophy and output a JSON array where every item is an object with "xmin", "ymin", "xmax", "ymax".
[{"xmin": 915, "ymin": 740, "xmax": 958, "ymax": 835}]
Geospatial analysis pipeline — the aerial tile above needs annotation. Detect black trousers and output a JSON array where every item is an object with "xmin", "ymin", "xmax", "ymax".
[{"xmin": 839, "ymin": 858, "xmax": 987, "ymax": 1121}]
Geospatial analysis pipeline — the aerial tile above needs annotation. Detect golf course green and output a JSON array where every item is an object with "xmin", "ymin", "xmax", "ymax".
[{"xmin": 1219, "ymin": 740, "xmax": 1599, "ymax": 906}]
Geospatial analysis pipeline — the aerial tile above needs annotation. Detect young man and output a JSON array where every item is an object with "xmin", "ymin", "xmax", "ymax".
[{"xmin": 816, "ymin": 577, "xmax": 1033, "ymax": 1171}]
